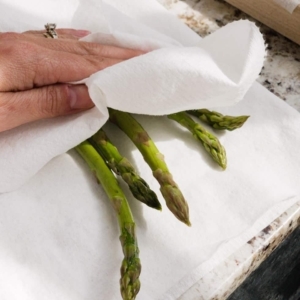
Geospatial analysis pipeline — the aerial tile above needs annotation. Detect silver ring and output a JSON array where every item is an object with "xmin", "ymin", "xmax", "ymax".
[{"xmin": 43, "ymin": 23, "xmax": 58, "ymax": 39}]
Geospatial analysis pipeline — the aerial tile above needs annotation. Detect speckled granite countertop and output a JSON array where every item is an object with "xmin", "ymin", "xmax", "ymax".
[
  {"xmin": 161, "ymin": 0, "xmax": 300, "ymax": 299},
  {"xmin": 162, "ymin": 0, "xmax": 300, "ymax": 112}
]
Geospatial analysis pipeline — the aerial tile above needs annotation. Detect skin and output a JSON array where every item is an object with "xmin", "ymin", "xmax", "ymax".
[{"xmin": 0, "ymin": 28, "xmax": 144, "ymax": 132}]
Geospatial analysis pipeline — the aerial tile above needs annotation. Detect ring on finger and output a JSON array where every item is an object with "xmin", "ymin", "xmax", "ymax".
[{"xmin": 43, "ymin": 23, "xmax": 58, "ymax": 39}]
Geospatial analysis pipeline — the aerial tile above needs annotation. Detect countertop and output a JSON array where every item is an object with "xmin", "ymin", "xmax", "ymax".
[
  {"xmin": 228, "ymin": 225, "xmax": 300, "ymax": 300},
  {"xmin": 161, "ymin": 0, "xmax": 300, "ymax": 299}
]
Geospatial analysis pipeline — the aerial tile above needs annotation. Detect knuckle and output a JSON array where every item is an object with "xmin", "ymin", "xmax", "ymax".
[
  {"xmin": 0, "ymin": 39, "xmax": 39, "ymax": 91},
  {"xmin": 0, "ymin": 33, "xmax": 39, "ymax": 65},
  {"xmin": 0, "ymin": 93, "xmax": 19, "ymax": 132},
  {"xmin": 0, "ymin": 38, "xmax": 39, "ymax": 64},
  {"xmin": 39, "ymin": 85, "xmax": 68, "ymax": 117},
  {"xmin": 79, "ymin": 41, "xmax": 103, "ymax": 55},
  {"xmin": 86, "ymin": 55, "xmax": 109, "ymax": 70}
]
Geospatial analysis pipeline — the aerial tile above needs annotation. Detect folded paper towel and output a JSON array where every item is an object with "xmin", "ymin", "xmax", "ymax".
[
  {"xmin": 1, "ymin": 0, "xmax": 300, "ymax": 300},
  {"xmin": 0, "ymin": 0, "xmax": 265, "ymax": 193}
]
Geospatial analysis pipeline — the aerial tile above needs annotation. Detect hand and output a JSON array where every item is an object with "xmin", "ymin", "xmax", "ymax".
[{"xmin": 0, "ymin": 28, "xmax": 143, "ymax": 132}]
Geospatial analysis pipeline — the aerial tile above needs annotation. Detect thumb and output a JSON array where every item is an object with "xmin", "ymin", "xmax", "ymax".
[{"xmin": 0, "ymin": 84, "xmax": 94, "ymax": 132}]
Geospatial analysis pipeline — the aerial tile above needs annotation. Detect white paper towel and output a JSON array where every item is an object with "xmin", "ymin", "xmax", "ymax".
[
  {"xmin": 0, "ymin": 0, "xmax": 300, "ymax": 300},
  {"xmin": 273, "ymin": 0, "xmax": 300, "ymax": 13},
  {"xmin": 0, "ymin": 0, "xmax": 265, "ymax": 193},
  {"xmin": 0, "ymin": 83, "xmax": 300, "ymax": 300}
]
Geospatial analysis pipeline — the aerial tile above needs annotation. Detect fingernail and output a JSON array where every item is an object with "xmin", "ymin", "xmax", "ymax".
[
  {"xmin": 68, "ymin": 85, "xmax": 94, "ymax": 110},
  {"xmin": 73, "ymin": 29, "xmax": 91, "ymax": 38}
]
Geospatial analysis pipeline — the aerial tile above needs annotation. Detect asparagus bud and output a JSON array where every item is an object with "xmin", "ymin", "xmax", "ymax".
[
  {"xmin": 90, "ymin": 129, "xmax": 161, "ymax": 210},
  {"xmin": 168, "ymin": 112, "xmax": 227, "ymax": 169},
  {"xmin": 188, "ymin": 109, "xmax": 249, "ymax": 131},
  {"xmin": 109, "ymin": 109, "xmax": 191, "ymax": 226}
]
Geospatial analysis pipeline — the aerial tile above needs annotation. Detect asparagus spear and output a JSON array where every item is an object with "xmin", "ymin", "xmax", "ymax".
[
  {"xmin": 90, "ymin": 129, "xmax": 161, "ymax": 210},
  {"xmin": 109, "ymin": 108, "xmax": 191, "ymax": 226},
  {"xmin": 75, "ymin": 141, "xmax": 141, "ymax": 300},
  {"xmin": 188, "ymin": 109, "xmax": 249, "ymax": 131},
  {"xmin": 168, "ymin": 112, "xmax": 227, "ymax": 169}
]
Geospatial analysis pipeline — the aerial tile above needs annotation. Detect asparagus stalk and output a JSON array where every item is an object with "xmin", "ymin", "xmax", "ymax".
[
  {"xmin": 75, "ymin": 141, "xmax": 141, "ymax": 300},
  {"xmin": 168, "ymin": 112, "xmax": 227, "ymax": 169},
  {"xmin": 90, "ymin": 129, "xmax": 161, "ymax": 210},
  {"xmin": 188, "ymin": 109, "xmax": 249, "ymax": 131},
  {"xmin": 109, "ymin": 108, "xmax": 191, "ymax": 226}
]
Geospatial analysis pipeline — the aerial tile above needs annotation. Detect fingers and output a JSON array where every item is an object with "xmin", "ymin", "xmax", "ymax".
[
  {"xmin": 0, "ymin": 84, "xmax": 94, "ymax": 132},
  {"xmin": 0, "ymin": 37, "xmax": 120, "ymax": 91},
  {"xmin": 0, "ymin": 40, "xmax": 124, "ymax": 91},
  {"xmin": 24, "ymin": 28, "xmax": 91, "ymax": 40},
  {"xmin": 0, "ymin": 32, "xmax": 144, "ymax": 91},
  {"xmin": 23, "ymin": 30, "xmax": 145, "ymax": 58}
]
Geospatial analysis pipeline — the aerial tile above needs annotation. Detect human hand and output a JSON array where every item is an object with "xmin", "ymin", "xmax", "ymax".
[{"xmin": 0, "ymin": 28, "xmax": 143, "ymax": 132}]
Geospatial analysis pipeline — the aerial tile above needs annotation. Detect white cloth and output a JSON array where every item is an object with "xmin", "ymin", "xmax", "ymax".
[{"xmin": 0, "ymin": 0, "xmax": 299, "ymax": 300}]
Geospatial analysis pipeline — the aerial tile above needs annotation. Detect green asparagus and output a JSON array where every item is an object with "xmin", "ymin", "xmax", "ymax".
[
  {"xmin": 75, "ymin": 141, "xmax": 141, "ymax": 300},
  {"xmin": 188, "ymin": 109, "xmax": 249, "ymax": 131},
  {"xmin": 109, "ymin": 109, "xmax": 191, "ymax": 226},
  {"xmin": 90, "ymin": 129, "xmax": 161, "ymax": 210},
  {"xmin": 168, "ymin": 112, "xmax": 227, "ymax": 169}
]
